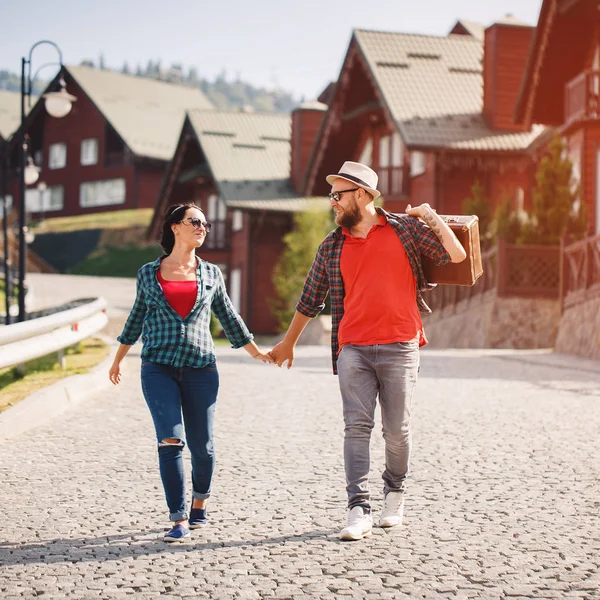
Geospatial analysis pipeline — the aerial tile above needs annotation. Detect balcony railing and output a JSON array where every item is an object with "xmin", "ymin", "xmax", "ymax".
[
  {"xmin": 560, "ymin": 233, "xmax": 600, "ymax": 310},
  {"xmin": 425, "ymin": 240, "xmax": 560, "ymax": 315},
  {"xmin": 565, "ymin": 69, "xmax": 600, "ymax": 124}
]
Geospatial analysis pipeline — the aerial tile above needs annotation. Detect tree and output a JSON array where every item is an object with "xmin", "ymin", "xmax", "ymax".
[
  {"xmin": 521, "ymin": 133, "xmax": 586, "ymax": 245},
  {"xmin": 270, "ymin": 205, "xmax": 334, "ymax": 330},
  {"xmin": 491, "ymin": 195, "xmax": 523, "ymax": 244},
  {"xmin": 462, "ymin": 179, "xmax": 492, "ymax": 248}
]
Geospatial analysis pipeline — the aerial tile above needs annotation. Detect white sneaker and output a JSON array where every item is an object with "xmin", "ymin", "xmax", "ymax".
[
  {"xmin": 379, "ymin": 492, "xmax": 405, "ymax": 527},
  {"xmin": 340, "ymin": 506, "xmax": 373, "ymax": 540}
]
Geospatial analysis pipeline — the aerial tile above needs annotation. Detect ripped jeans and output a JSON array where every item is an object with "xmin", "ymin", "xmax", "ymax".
[{"xmin": 141, "ymin": 361, "xmax": 219, "ymax": 521}]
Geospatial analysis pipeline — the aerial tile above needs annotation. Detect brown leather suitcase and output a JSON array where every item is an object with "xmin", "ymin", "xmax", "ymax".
[{"xmin": 421, "ymin": 215, "xmax": 483, "ymax": 286}]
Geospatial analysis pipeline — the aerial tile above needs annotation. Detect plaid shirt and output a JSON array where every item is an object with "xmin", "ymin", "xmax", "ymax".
[
  {"xmin": 117, "ymin": 257, "xmax": 253, "ymax": 367},
  {"xmin": 296, "ymin": 208, "xmax": 451, "ymax": 374}
]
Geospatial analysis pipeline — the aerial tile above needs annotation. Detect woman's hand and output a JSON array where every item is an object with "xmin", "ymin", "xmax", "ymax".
[
  {"xmin": 252, "ymin": 351, "xmax": 275, "ymax": 364},
  {"xmin": 109, "ymin": 362, "xmax": 122, "ymax": 385}
]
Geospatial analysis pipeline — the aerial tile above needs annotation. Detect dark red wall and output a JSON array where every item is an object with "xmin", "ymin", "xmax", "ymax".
[
  {"xmin": 291, "ymin": 107, "xmax": 325, "ymax": 194},
  {"xmin": 483, "ymin": 24, "xmax": 534, "ymax": 131}
]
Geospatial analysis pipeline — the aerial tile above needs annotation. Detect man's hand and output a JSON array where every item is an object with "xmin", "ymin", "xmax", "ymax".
[
  {"xmin": 406, "ymin": 203, "xmax": 434, "ymax": 220},
  {"xmin": 268, "ymin": 341, "xmax": 295, "ymax": 369}
]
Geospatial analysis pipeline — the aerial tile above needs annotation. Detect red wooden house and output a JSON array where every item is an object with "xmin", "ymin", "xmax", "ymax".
[
  {"xmin": 7, "ymin": 65, "xmax": 213, "ymax": 219},
  {"xmin": 302, "ymin": 18, "xmax": 547, "ymax": 221},
  {"xmin": 1, "ymin": 89, "xmax": 23, "ymax": 212},
  {"xmin": 516, "ymin": 0, "xmax": 600, "ymax": 233},
  {"xmin": 149, "ymin": 106, "xmax": 326, "ymax": 334}
]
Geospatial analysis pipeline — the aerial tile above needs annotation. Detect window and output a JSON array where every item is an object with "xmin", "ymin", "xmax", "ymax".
[
  {"xmin": 80, "ymin": 178, "xmax": 126, "ymax": 208},
  {"xmin": 358, "ymin": 136, "xmax": 373, "ymax": 167},
  {"xmin": 81, "ymin": 139, "xmax": 99, "ymax": 166},
  {"xmin": 410, "ymin": 152, "xmax": 426, "ymax": 177},
  {"xmin": 391, "ymin": 133, "xmax": 403, "ymax": 167},
  {"xmin": 48, "ymin": 143, "xmax": 67, "ymax": 170},
  {"xmin": 25, "ymin": 186, "xmax": 64, "ymax": 212},
  {"xmin": 229, "ymin": 268, "xmax": 241, "ymax": 312},
  {"xmin": 232, "ymin": 210, "xmax": 243, "ymax": 232},
  {"xmin": 1, "ymin": 194, "xmax": 13, "ymax": 211},
  {"xmin": 379, "ymin": 135, "xmax": 390, "ymax": 168}
]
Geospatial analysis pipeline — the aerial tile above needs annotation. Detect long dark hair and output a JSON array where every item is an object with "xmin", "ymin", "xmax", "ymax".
[{"xmin": 159, "ymin": 202, "xmax": 200, "ymax": 255}]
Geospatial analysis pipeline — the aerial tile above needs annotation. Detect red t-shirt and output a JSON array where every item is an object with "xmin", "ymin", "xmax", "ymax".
[
  {"xmin": 157, "ymin": 270, "xmax": 198, "ymax": 319},
  {"xmin": 338, "ymin": 216, "xmax": 424, "ymax": 351}
]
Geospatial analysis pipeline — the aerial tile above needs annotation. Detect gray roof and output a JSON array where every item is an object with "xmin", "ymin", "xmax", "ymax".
[
  {"xmin": 226, "ymin": 197, "xmax": 328, "ymax": 212},
  {"xmin": 399, "ymin": 114, "xmax": 546, "ymax": 151},
  {"xmin": 354, "ymin": 29, "xmax": 545, "ymax": 152},
  {"xmin": 185, "ymin": 109, "xmax": 327, "ymax": 211},
  {"xmin": 67, "ymin": 65, "xmax": 214, "ymax": 161},
  {"xmin": 188, "ymin": 109, "xmax": 294, "ymax": 200},
  {"xmin": 0, "ymin": 90, "xmax": 24, "ymax": 141}
]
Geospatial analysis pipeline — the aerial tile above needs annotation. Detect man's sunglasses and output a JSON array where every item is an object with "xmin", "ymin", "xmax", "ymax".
[
  {"xmin": 328, "ymin": 188, "xmax": 358, "ymax": 202},
  {"xmin": 180, "ymin": 217, "xmax": 212, "ymax": 232}
]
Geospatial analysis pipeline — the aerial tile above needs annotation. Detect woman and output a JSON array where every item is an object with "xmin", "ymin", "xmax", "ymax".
[{"xmin": 109, "ymin": 202, "xmax": 272, "ymax": 542}]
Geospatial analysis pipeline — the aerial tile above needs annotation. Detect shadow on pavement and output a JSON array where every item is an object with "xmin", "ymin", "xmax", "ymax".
[
  {"xmin": 215, "ymin": 350, "xmax": 600, "ymax": 385},
  {"xmin": 0, "ymin": 528, "xmax": 338, "ymax": 566}
]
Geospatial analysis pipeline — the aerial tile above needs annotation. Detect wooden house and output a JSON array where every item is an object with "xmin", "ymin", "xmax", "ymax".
[
  {"xmin": 303, "ymin": 18, "xmax": 547, "ymax": 220},
  {"xmin": 516, "ymin": 0, "xmax": 600, "ymax": 233},
  {"xmin": 7, "ymin": 66, "xmax": 213, "ymax": 218},
  {"xmin": 149, "ymin": 107, "xmax": 326, "ymax": 334}
]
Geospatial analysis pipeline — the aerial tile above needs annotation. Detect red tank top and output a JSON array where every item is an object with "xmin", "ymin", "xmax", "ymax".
[{"xmin": 157, "ymin": 270, "xmax": 198, "ymax": 319}]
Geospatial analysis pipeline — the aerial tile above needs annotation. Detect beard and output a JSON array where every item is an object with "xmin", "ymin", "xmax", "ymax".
[{"xmin": 335, "ymin": 197, "xmax": 362, "ymax": 229}]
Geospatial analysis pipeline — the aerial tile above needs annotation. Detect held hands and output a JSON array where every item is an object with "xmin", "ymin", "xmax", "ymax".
[
  {"xmin": 252, "ymin": 350, "xmax": 275, "ymax": 364},
  {"xmin": 268, "ymin": 341, "xmax": 295, "ymax": 369}
]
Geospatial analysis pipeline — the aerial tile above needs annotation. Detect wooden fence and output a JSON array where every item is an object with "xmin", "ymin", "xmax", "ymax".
[
  {"xmin": 426, "ymin": 240, "xmax": 560, "ymax": 313},
  {"xmin": 560, "ymin": 233, "xmax": 600, "ymax": 310}
]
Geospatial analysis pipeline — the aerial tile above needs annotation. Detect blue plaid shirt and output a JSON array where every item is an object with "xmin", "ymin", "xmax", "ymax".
[{"xmin": 118, "ymin": 257, "xmax": 253, "ymax": 367}]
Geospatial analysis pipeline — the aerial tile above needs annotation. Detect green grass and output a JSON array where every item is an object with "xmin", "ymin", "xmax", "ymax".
[
  {"xmin": 69, "ymin": 245, "xmax": 161, "ymax": 278},
  {"xmin": 32, "ymin": 208, "xmax": 154, "ymax": 234},
  {"xmin": 0, "ymin": 337, "xmax": 110, "ymax": 413},
  {"xmin": 0, "ymin": 278, "xmax": 17, "ymax": 310}
]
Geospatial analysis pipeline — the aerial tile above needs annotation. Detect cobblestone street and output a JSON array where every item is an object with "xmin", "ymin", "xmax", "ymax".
[{"xmin": 1, "ymin": 345, "xmax": 599, "ymax": 599}]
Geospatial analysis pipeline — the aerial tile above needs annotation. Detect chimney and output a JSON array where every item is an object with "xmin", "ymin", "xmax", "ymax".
[
  {"xmin": 290, "ymin": 101, "xmax": 327, "ymax": 194},
  {"xmin": 483, "ymin": 16, "xmax": 534, "ymax": 131}
]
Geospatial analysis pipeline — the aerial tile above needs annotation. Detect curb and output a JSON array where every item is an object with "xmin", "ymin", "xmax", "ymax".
[{"xmin": 0, "ymin": 335, "xmax": 118, "ymax": 444}]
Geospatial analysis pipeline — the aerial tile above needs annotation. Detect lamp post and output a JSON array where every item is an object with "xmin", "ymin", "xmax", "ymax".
[
  {"xmin": 18, "ymin": 41, "xmax": 76, "ymax": 322},
  {"xmin": 1, "ymin": 145, "xmax": 10, "ymax": 324}
]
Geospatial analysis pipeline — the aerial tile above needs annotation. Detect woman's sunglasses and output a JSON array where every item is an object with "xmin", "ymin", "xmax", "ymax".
[{"xmin": 180, "ymin": 217, "xmax": 212, "ymax": 232}]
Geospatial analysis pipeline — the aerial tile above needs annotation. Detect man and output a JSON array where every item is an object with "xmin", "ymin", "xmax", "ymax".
[{"xmin": 269, "ymin": 161, "xmax": 466, "ymax": 540}]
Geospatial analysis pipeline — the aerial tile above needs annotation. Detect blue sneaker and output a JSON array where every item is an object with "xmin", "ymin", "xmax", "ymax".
[
  {"xmin": 163, "ymin": 523, "xmax": 190, "ymax": 542},
  {"xmin": 189, "ymin": 507, "xmax": 208, "ymax": 529}
]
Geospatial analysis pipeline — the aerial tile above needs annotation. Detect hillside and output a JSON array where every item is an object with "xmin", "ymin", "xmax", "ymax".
[{"xmin": 0, "ymin": 59, "xmax": 300, "ymax": 114}]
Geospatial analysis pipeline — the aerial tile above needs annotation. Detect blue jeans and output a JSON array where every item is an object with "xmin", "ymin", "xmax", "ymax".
[
  {"xmin": 337, "ymin": 341, "xmax": 420, "ymax": 510},
  {"xmin": 141, "ymin": 361, "xmax": 219, "ymax": 521}
]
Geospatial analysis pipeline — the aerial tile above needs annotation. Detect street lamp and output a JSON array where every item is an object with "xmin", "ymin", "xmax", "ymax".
[
  {"xmin": 1, "ymin": 145, "xmax": 10, "ymax": 324},
  {"xmin": 17, "ymin": 41, "xmax": 76, "ymax": 322}
]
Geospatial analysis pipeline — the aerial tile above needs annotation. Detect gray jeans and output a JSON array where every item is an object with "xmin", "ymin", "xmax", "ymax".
[{"xmin": 337, "ymin": 341, "xmax": 420, "ymax": 509}]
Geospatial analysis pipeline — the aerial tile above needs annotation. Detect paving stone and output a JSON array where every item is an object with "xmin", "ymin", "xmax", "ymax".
[{"xmin": 1, "ymin": 346, "xmax": 599, "ymax": 599}]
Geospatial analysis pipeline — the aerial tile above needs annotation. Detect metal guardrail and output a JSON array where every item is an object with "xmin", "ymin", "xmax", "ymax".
[{"xmin": 0, "ymin": 297, "xmax": 108, "ymax": 370}]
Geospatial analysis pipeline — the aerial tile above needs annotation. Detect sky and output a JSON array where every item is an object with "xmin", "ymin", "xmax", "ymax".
[{"xmin": 1, "ymin": 0, "xmax": 544, "ymax": 100}]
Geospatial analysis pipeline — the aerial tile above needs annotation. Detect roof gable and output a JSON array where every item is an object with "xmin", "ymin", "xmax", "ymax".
[{"xmin": 66, "ymin": 65, "xmax": 214, "ymax": 161}]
